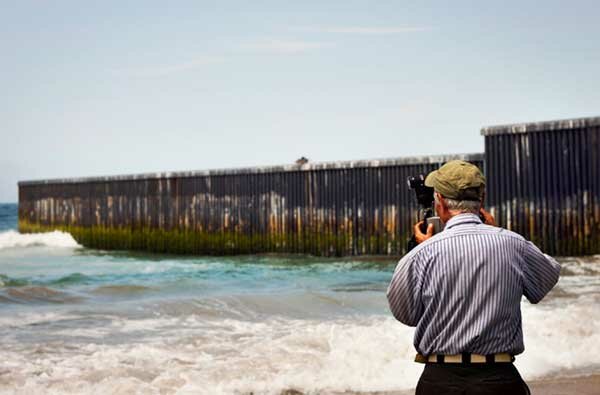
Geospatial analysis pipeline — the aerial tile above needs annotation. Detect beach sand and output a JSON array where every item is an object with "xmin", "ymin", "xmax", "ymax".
[
  {"xmin": 528, "ymin": 374, "xmax": 600, "ymax": 395},
  {"xmin": 295, "ymin": 373, "xmax": 600, "ymax": 395}
]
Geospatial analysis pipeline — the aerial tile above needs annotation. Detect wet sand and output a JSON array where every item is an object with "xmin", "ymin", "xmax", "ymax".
[
  {"xmin": 528, "ymin": 374, "xmax": 600, "ymax": 395},
  {"xmin": 311, "ymin": 373, "xmax": 600, "ymax": 395}
]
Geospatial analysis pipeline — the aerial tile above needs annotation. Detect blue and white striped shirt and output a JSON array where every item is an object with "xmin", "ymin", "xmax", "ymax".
[{"xmin": 387, "ymin": 213, "xmax": 560, "ymax": 356}]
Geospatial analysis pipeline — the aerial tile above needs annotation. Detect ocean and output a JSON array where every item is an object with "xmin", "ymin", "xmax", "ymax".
[{"xmin": 0, "ymin": 202, "xmax": 599, "ymax": 394}]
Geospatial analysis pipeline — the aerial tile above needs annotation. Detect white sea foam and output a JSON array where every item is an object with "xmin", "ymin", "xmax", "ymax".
[
  {"xmin": 0, "ymin": 230, "xmax": 80, "ymax": 250},
  {"xmin": 519, "ymin": 295, "xmax": 600, "ymax": 378},
  {"xmin": 0, "ymin": 255, "xmax": 598, "ymax": 394},
  {"xmin": 1, "ymin": 296, "xmax": 599, "ymax": 394}
]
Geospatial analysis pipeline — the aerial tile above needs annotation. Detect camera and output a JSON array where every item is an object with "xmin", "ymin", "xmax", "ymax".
[
  {"xmin": 406, "ymin": 175, "xmax": 434, "ymax": 209},
  {"xmin": 406, "ymin": 174, "xmax": 444, "ymax": 252}
]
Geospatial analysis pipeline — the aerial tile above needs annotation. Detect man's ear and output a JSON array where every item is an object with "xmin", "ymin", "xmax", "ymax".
[{"xmin": 435, "ymin": 192, "xmax": 445, "ymax": 206}]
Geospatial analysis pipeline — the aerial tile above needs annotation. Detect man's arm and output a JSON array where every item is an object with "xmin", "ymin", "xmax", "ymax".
[
  {"xmin": 521, "ymin": 240, "xmax": 561, "ymax": 304},
  {"xmin": 386, "ymin": 251, "xmax": 426, "ymax": 326}
]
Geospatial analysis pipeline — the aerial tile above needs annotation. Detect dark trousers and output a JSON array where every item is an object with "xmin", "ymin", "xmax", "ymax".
[{"xmin": 416, "ymin": 363, "xmax": 531, "ymax": 395}]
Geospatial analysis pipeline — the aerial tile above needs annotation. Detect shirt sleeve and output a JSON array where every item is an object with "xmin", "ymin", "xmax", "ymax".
[
  {"xmin": 521, "ymin": 241, "xmax": 561, "ymax": 304},
  {"xmin": 386, "ymin": 251, "xmax": 426, "ymax": 326}
]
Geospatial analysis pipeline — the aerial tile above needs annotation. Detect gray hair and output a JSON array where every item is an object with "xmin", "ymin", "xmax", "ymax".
[{"xmin": 435, "ymin": 194, "xmax": 481, "ymax": 214}]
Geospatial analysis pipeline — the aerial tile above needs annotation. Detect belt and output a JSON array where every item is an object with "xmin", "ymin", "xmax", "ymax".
[{"xmin": 415, "ymin": 353, "xmax": 514, "ymax": 364}]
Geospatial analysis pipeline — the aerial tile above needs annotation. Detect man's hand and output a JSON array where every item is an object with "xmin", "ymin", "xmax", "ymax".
[
  {"xmin": 414, "ymin": 221, "xmax": 434, "ymax": 244},
  {"xmin": 479, "ymin": 208, "xmax": 496, "ymax": 226}
]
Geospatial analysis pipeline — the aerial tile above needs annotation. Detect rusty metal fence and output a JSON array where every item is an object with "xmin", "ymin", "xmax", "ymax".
[
  {"xmin": 18, "ymin": 116, "xmax": 600, "ymax": 257},
  {"xmin": 18, "ymin": 154, "xmax": 483, "ymax": 256},
  {"xmin": 482, "ymin": 116, "xmax": 600, "ymax": 256}
]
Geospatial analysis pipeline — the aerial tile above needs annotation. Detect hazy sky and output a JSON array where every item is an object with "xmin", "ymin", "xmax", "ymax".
[{"xmin": 2, "ymin": 0, "xmax": 599, "ymax": 202}]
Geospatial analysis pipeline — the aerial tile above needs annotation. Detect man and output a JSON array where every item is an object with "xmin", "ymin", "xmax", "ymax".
[{"xmin": 387, "ymin": 160, "xmax": 560, "ymax": 395}]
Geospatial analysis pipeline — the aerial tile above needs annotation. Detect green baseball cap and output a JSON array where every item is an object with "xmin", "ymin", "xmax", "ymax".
[{"xmin": 425, "ymin": 160, "xmax": 486, "ymax": 201}]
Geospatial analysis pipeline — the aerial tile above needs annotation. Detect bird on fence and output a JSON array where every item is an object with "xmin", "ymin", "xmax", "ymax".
[{"xmin": 295, "ymin": 157, "xmax": 309, "ymax": 165}]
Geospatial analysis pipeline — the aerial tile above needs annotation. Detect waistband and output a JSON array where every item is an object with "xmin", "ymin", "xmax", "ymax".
[{"xmin": 415, "ymin": 353, "xmax": 514, "ymax": 364}]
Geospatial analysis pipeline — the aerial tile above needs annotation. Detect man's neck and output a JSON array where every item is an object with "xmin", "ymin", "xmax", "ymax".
[
  {"xmin": 441, "ymin": 211, "xmax": 479, "ymax": 225},
  {"xmin": 448, "ymin": 210, "xmax": 474, "ymax": 218},
  {"xmin": 443, "ymin": 212, "xmax": 483, "ymax": 229}
]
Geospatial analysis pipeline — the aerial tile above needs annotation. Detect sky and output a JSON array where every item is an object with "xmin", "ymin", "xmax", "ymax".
[{"xmin": 1, "ymin": 0, "xmax": 599, "ymax": 202}]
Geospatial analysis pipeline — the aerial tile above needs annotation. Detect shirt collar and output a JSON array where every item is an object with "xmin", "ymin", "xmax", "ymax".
[{"xmin": 444, "ymin": 213, "xmax": 482, "ymax": 229}]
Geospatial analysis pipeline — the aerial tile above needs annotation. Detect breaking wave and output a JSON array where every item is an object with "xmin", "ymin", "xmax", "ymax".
[
  {"xmin": 0, "ymin": 230, "xmax": 80, "ymax": 250},
  {"xmin": 49, "ymin": 273, "xmax": 91, "ymax": 286},
  {"xmin": 1, "ymin": 298, "xmax": 599, "ymax": 394}
]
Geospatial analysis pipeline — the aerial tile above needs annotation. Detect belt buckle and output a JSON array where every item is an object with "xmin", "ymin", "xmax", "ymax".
[{"xmin": 414, "ymin": 353, "xmax": 428, "ymax": 363}]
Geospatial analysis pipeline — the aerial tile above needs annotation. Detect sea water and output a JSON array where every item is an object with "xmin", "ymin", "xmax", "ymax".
[{"xmin": 0, "ymin": 202, "xmax": 599, "ymax": 394}]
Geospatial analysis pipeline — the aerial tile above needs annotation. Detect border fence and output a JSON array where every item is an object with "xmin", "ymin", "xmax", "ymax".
[
  {"xmin": 19, "ymin": 154, "xmax": 483, "ymax": 256},
  {"xmin": 18, "ymin": 115, "xmax": 600, "ymax": 256},
  {"xmin": 482, "ymin": 116, "xmax": 600, "ymax": 256}
]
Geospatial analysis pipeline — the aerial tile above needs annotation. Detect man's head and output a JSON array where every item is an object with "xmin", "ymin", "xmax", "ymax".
[{"xmin": 425, "ymin": 160, "xmax": 486, "ymax": 222}]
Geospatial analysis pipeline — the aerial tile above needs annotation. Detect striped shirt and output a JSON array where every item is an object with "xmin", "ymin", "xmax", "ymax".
[{"xmin": 387, "ymin": 213, "xmax": 560, "ymax": 356}]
